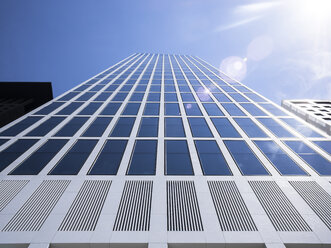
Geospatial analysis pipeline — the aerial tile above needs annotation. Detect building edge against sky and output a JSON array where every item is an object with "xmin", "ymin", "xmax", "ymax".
[{"xmin": 0, "ymin": 53, "xmax": 330, "ymax": 248}]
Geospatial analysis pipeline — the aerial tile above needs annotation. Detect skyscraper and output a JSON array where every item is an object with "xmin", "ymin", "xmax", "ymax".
[{"xmin": 0, "ymin": 53, "xmax": 330, "ymax": 248}]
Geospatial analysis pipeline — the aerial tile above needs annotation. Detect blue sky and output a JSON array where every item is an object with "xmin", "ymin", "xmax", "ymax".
[{"xmin": 0, "ymin": 0, "xmax": 330, "ymax": 104}]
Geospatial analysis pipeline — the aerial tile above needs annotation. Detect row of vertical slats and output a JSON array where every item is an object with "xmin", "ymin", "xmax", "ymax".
[
  {"xmin": 249, "ymin": 181, "xmax": 311, "ymax": 232},
  {"xmin": 113, "ymin": 180, "xmax": 153, "ymax": 231},
  {"xmin": 208, "ymin": 181, "xmax": 257, "ymax": 231},
  {"xmin": 167, "ymin": 180, "xmax": 203, "ymax": 231},
  {"xmin": 59, "ymin": 180, "xmax": 112, "ymax": 231},
  {"xmin": 290, "ymin": 181, "xmax": 331, "ymax": 230},
  {"xmin": 3, "ymin": 180, "xmax": 70, "ymax": 231},
  {"xmin": 0, "ymin": 180, "xmax": 29, "ymax": 212}
]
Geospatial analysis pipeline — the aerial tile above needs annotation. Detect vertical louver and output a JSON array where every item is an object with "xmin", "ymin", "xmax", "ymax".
[{"xmin": 0, "ymin": 180, "xmax": 29, "ymax": 212}]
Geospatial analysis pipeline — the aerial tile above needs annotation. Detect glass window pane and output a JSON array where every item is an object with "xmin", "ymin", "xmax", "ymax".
[
  {"xmin": 221, "ymin": 103, "xmax": 246, "ymax": 116},
  {"xmin": 49, "ymin": 139, "xmax": 97, "ymax": 175},
  {"xmin": 165, "ymin": 140, "xmax": 193, "ymax": 175},
  {"xmin": 77, "ymin": 102, "xmax": 102, "ymax": 115},
  {"xmin": 110, "ymin": 117, "xmax": 135, "ymax": 137},
  {"xmin": 229, "ymin": 93, "xmax": 249, "ymax": 102},
  {"xmin": 165, "ymin": 93, "xmax": 178, "ymax": 102},
  {"xmin": 34, "ymin": 102, "xmax": 65, "ymax": 115},
  {"xmin": 10, "ymin": 139, "xmax": 68, "ymax": 175},
  {"xmin": 26, "ymin": 117, "xmax": 65, "ymax": 136},
  {"xmin": 184, "ymin": 103, "xmax": 202, "ymax": 116},
  {"xmin": 89, "ymin": 140, "xmax": 127, "ymax": 175},
  {"xmin": 259, "ymin": 103, "xmax": 288, "ymax": 116},
  {"xmin": 76, "ymin": 92, "xmax": 96, "ymax": 101},
  {"xmin": 82, "ymin": 117, "xmax": 112, "ymax": 137},
  {"xmin": 213, "ymin": 93, "xmax": 231, "ymax": 102},
  {"xmin": 234, "ymin": 118, "xmax": 268, "ymax": 138},
  {"xmin": 281, "ymin": 118, "xmax": 323, "ymax": 137},
  {"xmin": 112, "ymin": 92, "xmax": 128, "ymax": 101},
  {"xmin": 55, "ymin": 102, "xmax": 84, "ymax": 115},
  {"xmin": 188, "ymin": 118, "xmax": 213, "ymax": 137},
  {"xmin": 100, "ymin": 102, "xmax": 121, "ymax": 115},
  {"xmin": 165, "ymin": 118, "xmax": 185, "ymax": 137},
  {"xmin": 144, "ymin": 103, "xmax": 160, "ymax": 115},
  {"xmin": 122, "ymin": 103, "xmax": 141, "ymax": 115},
  {"xmin": 202, "ymin": 103, "xmax": 224, "ymax": 116},
  {"xmin": 211, "ymin": 118, "xmax": 241, "ymax": 137},
  {"xmin": 138, "ymin": 117, "xmax": 159, "ymax": 137},
  {"xmin": 258, "ymin": 118, "xmax": 296, "ymax": 138},
  {"xmin": 224, "ymin": 140, "xmax": 269, "ymax": 175},
  {"xmin": 313, "ymin": 141, "xmax": 331, "ymax": 155},
  {"xmin": 147, "ymin": 93, "xmax": 160, "ymax": 101},
  {"xmin": 244, "ymin": 93, "xmax": 266, "ymax": 102},
  {"xmin": 54, "ymin": 117, "xmax": 88, "ymax": 137},
  {"xmin": 196, "ymin": 91, "xmax": 213, "ymax": 102},
  {"xmin": 181, "ymin": 93, "xmax": 195, "ymax": 102},
  {"xmin": 0, "ymin": 116, "xmax": 42, "ymax": 136},
  {"xmin": 130, "ymin": 93, "xmax": 144, "ymax": 101},
  {"xmin": 165, "ymin": 103, "xmax": 181, "ymax": 116},
  {"xmin": 195, "ymin": 140, "xmax": 231, "ymax": 175},
  {"xmin": 95, "ymin": 93, "xmax": 112, "ymax": 101},
  {"xmin": 58, "ymin": 92, "xmax": 79, "ymax": 101},
  {"xmin": 127, "ymin": 140, "xmax": 157, "ymax": 175},
  {"xmin": 240, "ymin": 103, "xmax": 268, "ymax": 116}
]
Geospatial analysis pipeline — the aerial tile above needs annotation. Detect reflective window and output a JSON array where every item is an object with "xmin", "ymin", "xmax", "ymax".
[
  {"xmin": 258, "ymin": 118, "xmax": 296, "ymax": 137},
  {"xmin": 211, "ymin": 118, "xmax": 241, "ymax": 137},
  {"xmin": 165, "ymin": 93, "xmax": 178, "ymax": 102},
  {"xmin": 0, "ymin": 139, "xmax": 39, "ymax": 172},
  {"xmin": 110, "ymin": 117, "xmax": 135, "ymax": 137},
  {"xmin": 254, "ymin": 140, "xmax": 307, "ymax": 175},
  {"xmin": 244, "ymin": 93, "xmax": 266, "ymax": 102},
  {"xmin": 313, "ymin": 141, "xmax": 331, "ymax": 155},
  {"xmin": 147, "ymin": 92, "xmax": 161, "ymax": 101},
  {"xmin": 188, "ymin": 118, "xmax": 213, "ymax": 137},
  {"xmin": 240, "ymin": 103, "xmax": 268, "ymax": 116},
  {"xmin": 181, "ymin": 93, "xmax": 196, "ymax": 102},
  {"xmin": 195, "ymin": 140, "xmax": 231, "ymax": 175},
  {"xmin": 178, "ymin": 85, "xmax": 191, "ymax": 92},
  {"xmin": 49, "ymin": 139, "xmax": 97, "ymax": 175},
  {"xmin": 202, "ymin": 103, "xmax": 224, "ymax": 116},
  {"xmin": 26, "ymin": 117, "xmax": 65, "ymax": 136},
  {"xmin": 165, "ymin": 140, "xmax": 193, "ymax": 175},
  {"xmin": 184, "ymin": 103, "xmax": 202, "ymax": 116},
  {"xmin": 165, "ymin": 103, "xmax": 181, "ymax": 116},
  {"xmin": 281, "ymin": 118, "xmax": 323, "ymax": 137},
  {"xmin": 0, "ymin": 139, "xmax": 8, "ymax": 146},
  {"xmin": 54, "ymin": 117, "xmax": 88, "ymax": 137},
  {"xmin": 144, "ymin": 103, "xmax": 160, "ymax": 115},
  {"xmin": 213, "ymin": 93, "xmax": 231, "ymax": 102},
  {"xmin": 89, "ymin": 140, "xmax": 127, "ymax": 175},
  {"xmin": 0, "ymin": 116, "xmax": 42, "ymax": 136},
  {"xmin": 82, "ymin": 117, "xmax": 112, "ymax": 137},
  {"xmin": 234, "ymin": 118, "xmax": 267, "ymax": 137},
  {"xmin": 55, "ymin": 102, "xmax": 84, "ymax": 115},
  {"xmin": 34, "ymin": 102, "xmax": 65, "ymax": 115},
  {"xmin": 95, "ymin": 93, "xmax": 112, "ymax": 101},
  {"xmin": 76, "ymin": 92, "xmax": 96, "ymax": 101},
  {"xmin": 10, "ymin": 139, "xmax": 68, "ymax": 175},
  {"xmin": 122, "ymin": 103, "xmax": 141, "ymax": 115},
  {"xmin": 224, "ymin": 140, "xmax": 269, "ymax": 175},
  {"xmin": 130, "ymin": 92, "xmax": 144, "ymax": 101},
  {"xmin": 229, "ymin": 93, "xmax": 249, "ymax": 102},
  {"xmin": 284, "ymin": 141, "xmax": 331, "ymax": 175},
  {"xmin": 220, "ymin": 86, "xmax": 236, "ymax": 92},
  {"xmin": 259, "ymin": 103, "xmax": 288, "ymax": 116},
  {"xmin": 78, "ymin": 102, "xmax": 103, "ymax": 115},
  {"xmin": 127, "ymin": 140, "xmax": 157, "ymax": 175},
  {"xmin": 165, "ymin": 118, "xmax": 185, "ymax": 137},
  {"xmin": 150, "ymin": 85, "xmax": 161, "ymax": 92},
  {"xmin": 100, "ymin": 102, "xmax": 121, "ymax": 115},
  {"xmin": 196, "ymin": 91, "xmax": 213, "ymax": 102},
  {"xmin": 221, "ymin": 103, "xmax": 246, "ymax": 116},
  {"xmin": 138, "ymin": 117, "xmax": 159, "ymax": 137},
  {"xmin": 57, "ymin": 92, "xmax": 79, "ymax": 101},
  {"xmin": 112, "ymin": 92, "xmax": 128, "ymax": 101}
]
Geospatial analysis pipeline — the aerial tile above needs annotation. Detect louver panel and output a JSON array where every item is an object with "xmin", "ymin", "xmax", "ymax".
[
  {"xmin": 3, "ymin": 180, "xmax": 70, "ymax": 231},
  {"xmin": 113, "ymin": 180, "xmax": 153, "ymax": 231},
  {"xmin": 167, "ymin": 180, "xmax": 203, "ymax": 231},
  {"xmin": 59, "ymin": 180, "xmax": 112, "ymax": 231},
  {"xmin": 290, "ymin": 181, "xmax": 331, "ymax": 230},
  {"xmin": 208, "ymin": 181, "xmax": 257, "ymax": 231},
  {"xmin": 0, "ymin": 180, "xmax": 29, "ymax": 212},
  {"xmin": 249, "ymin": 181, "xmax": 311, "ymax": 232}
]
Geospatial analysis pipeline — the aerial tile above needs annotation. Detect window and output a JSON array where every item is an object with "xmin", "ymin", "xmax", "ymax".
[
  {"xmin": 55, "ymin": 102, "xmax": 84, "ymax": 115},
  {"xmin": 213, "ymin": 93, "xmax": 231, "ymax": 102},
  {"xmin": 178, "ymin": 85, "xmax": 191, "ymax": 92},
  {"xmin": 313, "ymin": 141, "xmax": 331, "ymax": 154},
  {"xmin": 147, "ymin": 93, "xmax": 160, "ymax": 101},
  {"xmin": 143, "ymin": 103, "xmax": 160, "ymax": 115},
  {"xmin": 259, "ymin": 103, "xmax": 288, "ymax": 116},
  {"xmin": 234, "ymin": 118, "xmax": 267, "ymax": 138},
  {"xmin": 221, "ymin": 103, "xmax": 246, "ymax": 116},
  {"xmin": 109, "ymin": 117, "xmax": 135, "ymax": 137},
  {"xmin": 165, "ymin": 103, "xmax": 181, "ymax": 116},
  {"xmin": 202, "ymin": 103, "xmax": 224, "ymax": 116},
  {"xmin": 76, "ymin": 92, "xmax": 96, "ymax": 101},
  {"xmin": 95, "ymin": 93, "xmax": 112, "ymax": 101},
  {"xmin": 211, "ymin": 118, "xmax": 241, "ymax": 137},
  {"xmin": 165, "ymin": 85, "xmax": 176, "ymax": 92},
  {"xmin": 122, "ymin": 103, "xmax": 141, "ymax": 115},
  {"xmin": 240, "ymin": 103, "xmax": 268, "ymax": 116},
  {"xmin": 0, "ymin": 139, "xmax": 8, "ymax": 146},
  {"xmin": 82, "ymin": 117, "xmax": 112, "ymax": 137},
  {"xmin": 254, "ymin": 140, "xmax": 307, "ymax": 175},
  {"xmin": 34, "ymin": 102, "xmax": 65, "ymax": 115},
  {"xmin": 130, "ymin": 93, "xmax": 144, "ymax": 101},
  {"xmin": 165, "ymin": 140, "xmax": 193, "ymax": 175},
  {"xmin": 0, "ymin": 139, "xmax": 39, "ymax": 172},
  {"xmin": 0, "ymin": 116, "xmax": 42, "ymax": 136},
  {"xmin": 112, "ymin": 92, "xmax": 128, "ymax": 101},
  {"xmin": 165, "ymin": 93, "xmax": 178, "ymax": 102},
  {"xmin": 54, "ymin": 117, "xmax": 88, "ymax": 137},
  {"xmin": 224, "ymin": 140, "xmax": 269, "ymax": 175},
  {"xmin": 165, "ymin": 118, "xmax": 185, "ymax": 137},
  {"xmin": 138, "ymin": 117, "xmax": 159, "ymax": 137},
  {"xmin": 184, "ymin": 103, "xmax": 202, "ymax": 116},
  {"xmin": 88, "ymin": 140, "xmax": 127, "ymax": 175},
  {"xmin": 258, "ymin": 118, "xmax": 296, "ymax": 138},
  {"xmin": 10, "ymin": 139, "xmax": 68, "ymax": 175},
  {"xmin": 281, "ymin": 118, "xmax": 323, "ymax": 137},
  {"xmin": 229, "ymin": 93, "xmax": 249, "ymax": 102},
  {"xmin": 127, "ymin": 140, "xmax": 157, "ymax": 175},
  {"xmin": 196, "ymin": 92, "xmax": 213, "ymax": 102},
  {"xmin": 195, "ymin": 140, "xmax": 231, "ymax": 175},
  {"xmin": 284, "ymin": 141, "xmax": 331, "ymax": 175},
  {"xmin": 220, "ymin": 86, "xmax": 236, "ymax": 92},
  {"xmin": 100, "ymin": 102, "xmax": 121, "ymax": 115},
  {"xmin": 57, "ymin": 92, "xmax": 79, "ymax": 101},
  {"xmin": 78, "ymin": 102, "xmax": 103, "ymax": 115},
  {"xmin": 26, "ymin": 117, "xmax": 65, "ymax": 136},
  {"xmin": 244, "ymin": 93, "xmax": 266, "ymax": 102},
  {"xmin": 181, "ymin": 93, "xmax": 196, "ymax": 102},
  {"xmin": 188, "ymin": 118, "xmax": 213, "ymax": 137},
  {"xmin": 49, "ymin": 139, "xmax": 97, "ymax": 175},
  {"xmin": 150, "ymin": 85, "xmax": 161, "ymax": 92}
]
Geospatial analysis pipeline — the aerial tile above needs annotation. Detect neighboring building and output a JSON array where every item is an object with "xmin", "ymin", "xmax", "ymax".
[
  {"xmin": 0, "ymin": 82, "xmax": 53, "ymax": 127},
  {"xmin": 282, "ymin": 99, "xmax": 331, "ymax": 135},
  {"xmin": 0, "ymin": 53, "xmax": 331, "ymax": 248}
]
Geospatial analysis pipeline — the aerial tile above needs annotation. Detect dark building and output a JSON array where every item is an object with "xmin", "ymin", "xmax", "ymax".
[{"xmin": 0, "ymin": 82, "xmax": 53, "ymax": 127}]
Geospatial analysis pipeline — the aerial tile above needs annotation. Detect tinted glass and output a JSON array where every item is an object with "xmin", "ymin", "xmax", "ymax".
[
  {"xmin": 122, "ymin": 103, "xmax": 141, "ymax": 115},
  {"xmin": 181, "ymin": 93, "xmax": 196, "ymax": 102},
  {"xmin": 184, "ymin": 103, "xmax": 202, "ymax": 116},
  {"xmin": 0, "ymin": 139, "xmax": 8, "ymax": 146},
  {"xmin": 0, "ymin": 116, "xmax": 42, "ymax": 136},
  {"xmin": 138, "ymin": 117, "xmax": 159, "ymax": 137},
  {"xmin": 110, "ymin": 117, "xmax": 135, "ymax": 137},
  {"xmin": 213, "ymin": 93, "xmax": 231, "ymax": 102},
  {"xmin": 54, "ymin": 117, "xmax": 88, "ymax": 137},
  {"xmin": 165, "ymin": 93, "xmax": 178, "ymax": 102},
  {"xmin": 244, "ymin": 93, "xmax": 266, "ymax": 102},
  {"xmin": 229, "ymin": 93, "xmax": 249, "ymax": 102},
  {"xmin": 234, "ymin": 118, "xmax": 267, "ymax": 138},
  {"xmin": 26, "ymin": 117, "xmax": 65, "ymax": 136},
  {"xmin": 259, "ymin": 103, "xmax": 288, "ymax": 116},
  {"xmin": 127, "ymin": 140, "xmax": 157, "ymax": 175},
  {"xmin": 78, "ymin": 102, "xmax": 102, "ymax": 115},
  {"xmin": 221, "ymin": 103, "xmax": 246, "ymax": 116},
  {"xmin": 49, "ymin": 139, "xmax": 97, "ymax": 175},
  {"xmin": 100, "ymin": 102, "xmax": 121, "ymax": 115},
  {"xmin": 130, "ymin": 93, "xmax": 144, "ymax": 101},
  {"xmin": 10, "ymin": 139, "xmax": 68, "ymax": 175},
  {"xmin": 34, "ymin": 102, "xmax": 65, "ymax": 115},
  {"xmin": 165, "ymin": 140, "xmax": 193, "ymax": 175},
  {"xmin": 202, "ymin": 103, "xmax": 224, "ymax": 116},
  {"xmin": 55, "ymin": 102, "xmax": 84, "ymax": 115},
  {"xmin": 147, "ymin": 93, "xmax": 161, "ymax": 101},
  {"xmin": 82, "ymin": 117, "xmax": 112, "ymax": 137},
  {"xmin": 211, "ymin": 118, "xmax": 240, "ymax": 137},
  {"xmin": 144, "ymin": 103, "xmax": 160, "ymax": 115},
  {"xmin": 240, "ymin": 103, "xmax": 268, "ymax": 116},
  {"xmin": 76, "ymin": 92, "xmax": 96, "ymax": 101},
  {"xmin": 165, "ymin": 118, "xmax": 185, "ymax": 137},
  {"xmin": 281, "ymin": 118, "xmax": 323, "ymax": 137},
  {"xmin": 195, "ymin": 140, "xmax": 231, "ymax": 175},
  {"xmin": 89, "ymin": 140, "xmax": 127, "ymax": 175},
  {"xmin": 313, "ymin": 141, "xmax": 331, "ymax": 154},
  {"xmin": 112, "ymin": 92, "xmax": 128, "ymax": 101},
  {"xmin": 224, "ymin": 140, "xmax": 269, "ymax": 175},
  {"xmin": 165, "ymin": 103, "xmax": 181, "ymax": 116},
  {"xmin": 95, "ymin": 93, "xmax": 112, "ymax": 101},
  {"xmin": 188, "ymin": 118, "xmax": 213, "ymax": 137},
  {"xmin": 258, "ymin": 118, "xmax": 295, "ymax": 137},
  {"xmin": 58, "ymin": 92, "xmax": 79, "ymax": 101}
]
